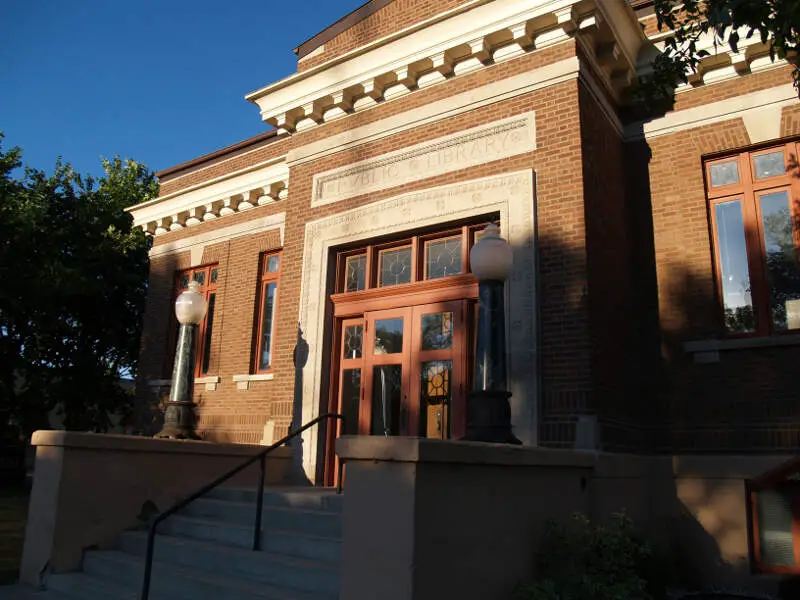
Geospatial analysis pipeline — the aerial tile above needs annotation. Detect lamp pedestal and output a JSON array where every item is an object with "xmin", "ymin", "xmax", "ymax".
[
  {"xmin": 155, "ymin": 322, "xmax": 201, "ymax": 440},
  {"xmin": 462, "ymin": 279, "xmax": 520, "ymax": 444}
]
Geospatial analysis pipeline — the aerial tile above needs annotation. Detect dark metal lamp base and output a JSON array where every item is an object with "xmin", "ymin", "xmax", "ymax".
[
  {"xmin": 461, "ymin": 389, "xmax": 522, "ymax": 445},
  {"xmin": 154, "ymin": 402, "xmax": 200, "ymax": 440}
]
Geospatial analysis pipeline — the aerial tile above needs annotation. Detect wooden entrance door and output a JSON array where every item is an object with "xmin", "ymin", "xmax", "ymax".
[{"xmin": 334, "ymin": 301, "xmax": 467, "ymax": 439}]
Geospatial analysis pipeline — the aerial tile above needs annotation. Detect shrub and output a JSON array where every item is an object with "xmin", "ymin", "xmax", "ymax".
[{"xmin": 514, "ymin": 513, "xmax": 668, "ymax": 600}]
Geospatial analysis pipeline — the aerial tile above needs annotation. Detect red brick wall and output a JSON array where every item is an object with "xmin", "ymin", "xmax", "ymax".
[{"xmin": 639, "ymin": 85, "xmax": 800, "ymax": 453}]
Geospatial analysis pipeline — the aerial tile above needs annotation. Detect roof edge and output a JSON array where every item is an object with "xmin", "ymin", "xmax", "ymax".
[
  {"xmin": 294, "ymin": 0, "xmax": 393, "ymax": 60},
  {"xmin": 156, "ymin": 130, "xmax": 281, "ymax": 180}
]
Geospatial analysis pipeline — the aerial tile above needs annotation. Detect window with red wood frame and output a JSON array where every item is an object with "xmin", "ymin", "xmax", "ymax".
[
  {"xmin": 253, "ymin": 253, "xmax": 281, "ymax": 373},
  {"xmin": 170, "ymin": 265, "xmax": 218, "ymax": 377}
]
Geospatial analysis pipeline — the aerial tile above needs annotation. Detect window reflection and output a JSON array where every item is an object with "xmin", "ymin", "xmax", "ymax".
[
  {"xmin": 760, "ymin": 191, "xmax": 800, "ymax": 330},
  {"xmin": 715, "ymin": 200, "xmax": 755, "ymax": 333},
  {"xmin": 754, "ymin": 151, "xmax": 785, "ymax": 180},
  {"xmin": 710, "ymin": 161, "xmax": 739, "ymax": 187},
  {"xmin": 374, "ymin": 318, "xmax": 403, "ymax": 354}
]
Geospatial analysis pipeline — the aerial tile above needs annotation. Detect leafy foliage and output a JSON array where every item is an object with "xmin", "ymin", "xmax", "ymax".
[
  {"xmin": 641, "ymin": 1, "xmax": 800, "ymax": 105},
  {"xmin": 514, "ymin": 513, "xmax": 671, "ymax": 600},
  {"xmin": 0, "ymin": 133, "xmax": 157, "ymax": 436}
]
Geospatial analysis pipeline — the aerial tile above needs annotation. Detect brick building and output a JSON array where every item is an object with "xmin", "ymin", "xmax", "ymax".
[{"xmin": 128, "ymin": 0, "xmax": 800, "ymax": 577}]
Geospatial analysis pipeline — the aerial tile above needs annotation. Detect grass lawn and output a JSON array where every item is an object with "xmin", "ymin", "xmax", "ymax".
[{"xmin": 0, "ymin": 486, "xmax": 29, "ymax": 585}]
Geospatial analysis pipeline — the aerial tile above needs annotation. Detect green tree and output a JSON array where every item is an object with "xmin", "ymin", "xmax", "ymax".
[
  {"xmin": 0, "ymin": 134, "xmax": 157, "ymax": 437},
  {"xmin": 644, "ymin": 1, "xmax": 800, "ymax": 104}
]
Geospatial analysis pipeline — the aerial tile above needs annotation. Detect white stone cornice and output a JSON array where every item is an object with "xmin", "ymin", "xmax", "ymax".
[
  {"xmin": 248, "ymin": 0, "xmax": 644, "ymax": 131},
  {"xmin": 128, "ymin": 159, "xmax": 289, "ymax": 236}
]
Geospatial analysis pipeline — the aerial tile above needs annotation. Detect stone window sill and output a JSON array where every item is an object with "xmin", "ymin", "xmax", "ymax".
[
  {"xmin": 683, "ymin": 334, "xmax": 800, "ymax": 363},
  {"xmin": 144, "ymin": 376, "xmax": 220, "ymax": 391},
  {"xmin": 232, "ymin": 373, "xmax": 274, "ymax": 390}
]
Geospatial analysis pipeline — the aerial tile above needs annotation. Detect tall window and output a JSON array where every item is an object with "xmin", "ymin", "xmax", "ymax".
[
  {"xmin": 174, "ymin": 265, "xmax": 218, "ymax": 376},
  {"xmin": 254, "ymin": 253, "xmax": 281, "ymax": 373},
  {"xmin": 706, "ymin": 142, "xmax": 800, "ymax": 336}
]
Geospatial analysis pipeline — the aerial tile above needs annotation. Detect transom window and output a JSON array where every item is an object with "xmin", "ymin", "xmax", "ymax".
[
  {"xmin": 335, "ymin": 223, "xmax": 491, "ymax": 294},
  {"xmin": 173, "ymin": 265, "xmax": 218, "ymax": 376},
  {"xmin": 705, "ymin": 142, "xmax": 800, "ymax": 336}
]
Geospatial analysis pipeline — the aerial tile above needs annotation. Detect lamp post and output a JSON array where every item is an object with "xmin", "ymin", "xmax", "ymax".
[
  {"xmin": 463, "ymin": 223, "xmax": 521, "ymax": 444},
  {"xmin": 155, "ymin": 281, "xmax": 207, "ymax": 440}
]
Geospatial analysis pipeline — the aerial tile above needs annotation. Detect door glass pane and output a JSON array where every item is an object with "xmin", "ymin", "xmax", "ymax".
[
  {"xmin": 266, "ymin": 255, "xmax": 280, "ymax": 273},
  {"xmin": 258, "ymin": 282, "xmax": 277, "ymax": 370},
  {"xmin": 379, "ymin": 247, "xmax": 412, "ymax": 287},
  {"xmin": 371, "ymin": 365, "xmax": 402, "ymax": 436},
  {"xmin": 193, "ymin": 271, "xmax": 206, "ymax": 286},
  {"xmin": 426, "ymin": 236, "xmax": 462, "ymax": 279},
  {"xmin": 343, "ymin": 325, "xmax": 363, "ymax": 359},
  {"xmin": 754, "ymin": 151, "xmax": 785, "ymax": 180},
  {"xmin": 210, "ymin": 268, "xmax": 218, "ymax": 284},
  {"xmin": 757, "ymin": 487, "xmax": 796, "ymax": 567},
  {"xmin": 201, "ymin": 293, "xmax": 215, "ymax": 374},
  {"xmin": 373, "ymin": 318, "xmax": 403, "ymax": 354},
  {"xmin": 345, "ymin": 255, "xmax": 366, "ymax": 292},
  {"xmin": 420, "ymin": 360, "xmax": 452, "ymax": 439},
  {"xmin": 179, "ymin": 274, "xmax": 190, "ymax": 290},
  {"xmin": 341, "ymin": 369, "xmax": 361, "ymax": 435},
  {"xmin": 709, "ymin": 161, "xmax": 739, "ymax": 187},
  {"xmin": 760, "ymin": 190, "xmax": 800, "ymax": 330},
  {"xmin": 715, "ymin": 200, "xmax": 755, "ymax": 333},
  {"xmin": 421, "ymin": 312, "xmax": 453, "ymax": 350}
]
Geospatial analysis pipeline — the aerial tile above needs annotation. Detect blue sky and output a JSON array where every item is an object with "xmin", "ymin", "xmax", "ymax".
[{"xmin": 1, "ymin": 0, "xmax": 365, "ymax": 177}]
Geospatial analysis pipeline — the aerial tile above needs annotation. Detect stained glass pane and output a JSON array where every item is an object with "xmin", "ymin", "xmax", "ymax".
[
  {"xmin": 201, "ymin": 293, "xmax": 215, "ymax": 374},
  {"xmin": 709, "ymin": 161, "xmax": 739, "ymax": 187},
  {"xmin": 715, "ymin": 200, "xmax": 755, "ymax": 333},
  {"xmin": 374, "ymin": 318, "xmax": 403, "ymax": 355},
  {"xmin": 371, "ymin": 364, "xmax": 402, "ymax": 436},
  {"xmin": 210, "ymin": 268, "xmax": 218, "ymax": 284},
  {"xmin": 420, "ymin": 360, "xmax": 452, "ymax": 439},
  {"xmin": 760, "ymin": 190, "xmax": 800, "ymax": 330},
  {"xmin": 421, "ymin": 312, "xmax": 453, "ymax": 350},
  {"xmin": 193, "ymin": 271, "xmax": 206, "ymax": 286},
  {"xmin": 426, "ymin": 236, "xmax": 462, "ymax": 280},
  {"xmin": 266, "ymin": 255, "xmax": 280, "ymax": 273},
  {"xmin": 344, "ymin": 325, "xmax": 363, "ymax": 359},
  {"xmin": 379, "ymin": 247, "xmax": 412, "ymax": 287},
  {"xmin": 179, "ymin": 274, "xmax": 190, "ymax": 290},
  {"xmin": 258, "ymin": 282, "xmax": 277, "ymax": 370},
  {"xmin": 345, "ymin": 255, "xmax": 366, "ymax": 292},
  {"xmin": 754, "ymin": 151, "xmax": 785, "ymax": 180},
  {"xmin": 341, "ymin": 369, "xmax": 361, "ymax": 435}
]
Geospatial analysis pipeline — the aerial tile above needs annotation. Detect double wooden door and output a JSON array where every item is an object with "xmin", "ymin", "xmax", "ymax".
[{"xmin": 336, "ymin": 301, "xmax": 468, "ymax": 440}]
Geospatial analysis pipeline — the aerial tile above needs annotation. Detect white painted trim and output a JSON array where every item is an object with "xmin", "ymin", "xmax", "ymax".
[
  {"xmin": 287, "ymin": 57, "xmax": 579, "ymax": 166},
  {"xmin": 246, "ymin": 0, "xmax": 574, "ymax": 106},
  {"xmin": 149, "ymin": 212, "xmax": 286, "ymax": 260},
  {"xmin": 297, "ymin": 170, "xmax": 538, "ymax": 479},
  {"xmin": 233, "ymin": 373, "xmax": 274, "ymax": 391},
  {"xmin": 130, "ymin": 161, "xmax": 289, "ymax": 227},
  {"xmin": 625, "ymin": 83, "xmax": 799, "ymax": 140},
  {"xmin": 232, "ymin": 373, "xmax": 275, "ymax": 382},
  {"xmin": 129, "ymin": 155, "xmax": 287, "ymax": 213}
]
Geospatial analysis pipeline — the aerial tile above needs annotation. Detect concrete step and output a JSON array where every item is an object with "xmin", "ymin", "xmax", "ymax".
[
  {"xmin": 123, "ymin": 519, "xmax": 341, "ymax": 563},
  {"xmin": 44, "ymin": 572, "xmax": 147, "ymax": 600},
  {"xmin": 177, "ymin": 499, "xmax": 343, "ymax": 538},
  {"xmin": 114, "ymin": 531, "xmax": 339, "ymax": 596},
  {"xmin": 208, "ymin": 486, "xmax": 343, "ymax": 513},
  {"xmin": 84, "ymin": 549, "xmax": 336, "ymax": 600}
]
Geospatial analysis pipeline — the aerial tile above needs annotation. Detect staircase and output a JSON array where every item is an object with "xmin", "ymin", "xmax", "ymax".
[{"xmin": 9, "ymin": 487, "xmax": 343, "ymax": 599}]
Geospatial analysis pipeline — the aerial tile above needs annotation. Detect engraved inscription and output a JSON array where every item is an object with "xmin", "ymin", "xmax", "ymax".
[{"xmin": 311, "ymin": 113, "xmax": 536, "ymax": 206}]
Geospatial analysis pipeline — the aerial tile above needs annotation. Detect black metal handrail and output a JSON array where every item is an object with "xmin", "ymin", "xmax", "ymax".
[{"xmin": 140, "ymin": 412, "xmax": 344, "ymax": 600}]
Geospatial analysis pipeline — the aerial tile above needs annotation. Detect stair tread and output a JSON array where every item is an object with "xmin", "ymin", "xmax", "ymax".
[
  {"xmin": 156, "ymin": 513, "xmax": 342, "ymax": 542},
  {"xmin": 46, "ymin": 571, "xmax": 152, "ymax": 600},
  {"xmin": 87, "ymin": 550, "xmax": 336, "ymax": 599},
  {"xmin": 119, "ymin": 529, "xmax": 341, "ymax": 570},
  {"xmin": 184, "ymin": 497, "xmax": 342, "ymax": 516}
]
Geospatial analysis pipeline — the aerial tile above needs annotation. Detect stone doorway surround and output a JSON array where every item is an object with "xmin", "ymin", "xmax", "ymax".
[{"xmin": 298, "ymin": 169, "xmax": 538, "ymax": 479}]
